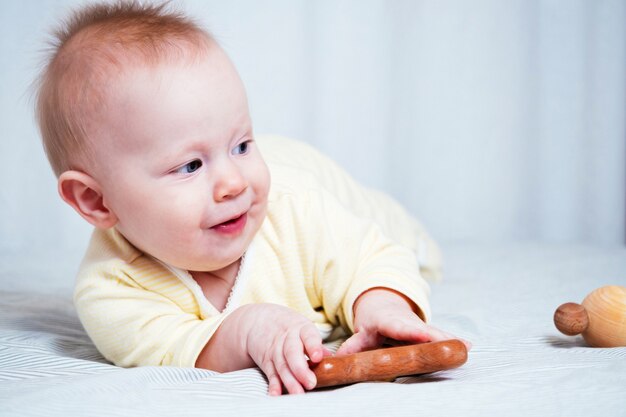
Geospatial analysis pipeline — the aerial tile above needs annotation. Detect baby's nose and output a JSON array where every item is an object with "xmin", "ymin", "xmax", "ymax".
[{"xmin": 213, "ymin": 162, "xmax": 248, "ymax": 201}]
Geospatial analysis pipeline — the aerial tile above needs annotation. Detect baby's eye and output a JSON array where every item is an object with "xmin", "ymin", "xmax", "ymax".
[
  {"xmin": 233, "ymin": 141, "xmax": 251, "ymax": 155},
  {"xmin": 176, "ymin": 159, "xmax": 203, "ymax": 174}
]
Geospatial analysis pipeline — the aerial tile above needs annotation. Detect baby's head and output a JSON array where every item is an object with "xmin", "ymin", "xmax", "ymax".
[{"xmin": 35, "ymin": 1, "xmax": 270, "ymax": 273}]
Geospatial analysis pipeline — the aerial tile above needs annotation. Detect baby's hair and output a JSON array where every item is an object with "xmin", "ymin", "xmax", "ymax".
[{"xmin": 35, "ymin": 0, "xmax": 213, "ymax": 177}]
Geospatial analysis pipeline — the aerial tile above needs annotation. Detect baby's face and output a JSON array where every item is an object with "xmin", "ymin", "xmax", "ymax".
[{"xmin": 88, "ymin": 46, "xmax": 270, "ymax": 272}]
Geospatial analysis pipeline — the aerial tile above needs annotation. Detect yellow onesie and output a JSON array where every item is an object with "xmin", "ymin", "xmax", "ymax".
[{"xmin": 74, "ymin": 135, "xmax": 442, "ymax": 368}]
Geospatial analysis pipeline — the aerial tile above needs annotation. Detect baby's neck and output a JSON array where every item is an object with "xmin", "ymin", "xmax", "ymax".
[{"xmin": 190, "ymin": 258, "xmax": 242, "ymax": 312}]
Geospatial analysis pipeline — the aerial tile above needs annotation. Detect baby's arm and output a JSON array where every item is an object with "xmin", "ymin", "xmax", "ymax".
[
  {"xmin": 299, "ymin": 187, "xmax": 467, "ymax": 356},
  {"xmin": 195, "ymin": 303, "xmax": 328, "ymax": 396},
  {"xmin": 76, "ymin": 261, "xmax": 325, "ymax": 395},
  {"xmin": 335, "ymin": 288, "xmax": 471, "ymax": 356}
]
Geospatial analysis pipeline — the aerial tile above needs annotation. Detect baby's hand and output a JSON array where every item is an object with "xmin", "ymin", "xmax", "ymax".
[
  {"xmin": 240, "ymin": 304, "xmax": 330, "ymax": 396},
  {"xmin": 335, "ymin": 288, "xmax": 471, "ymax": 356}
]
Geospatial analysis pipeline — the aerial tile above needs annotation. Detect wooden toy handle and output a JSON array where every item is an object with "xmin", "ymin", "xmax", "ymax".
[
  {"xmin": 311, "ymin": 339, "xmax": 468, "ymax": 388},
  {"xmin": 554, "ymin": 302, "xmax": 589, "ymax": 336}
]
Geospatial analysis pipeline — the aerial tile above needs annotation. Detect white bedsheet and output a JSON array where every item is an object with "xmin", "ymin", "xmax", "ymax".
[{"xmin": 1, "ymin": 243, "xmax": 625, "ymax": 416}]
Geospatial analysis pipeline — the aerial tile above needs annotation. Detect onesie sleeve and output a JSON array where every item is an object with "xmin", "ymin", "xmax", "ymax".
[
  {"xmin": 258, "ymin": 135, "xmax": 442, "ymax": 281},
  {"xmin": 74, "ymin": 263, "xmax": 227, "ymax": 368},
  {"xmin": 309, "ymin": 188, "xmax": 432, "ymax": 334}
]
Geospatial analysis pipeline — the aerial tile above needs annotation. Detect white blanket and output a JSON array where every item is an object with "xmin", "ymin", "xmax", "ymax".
[{"xmin": 1, "ymin": 243, "xmax": 625, "ymax": 416}]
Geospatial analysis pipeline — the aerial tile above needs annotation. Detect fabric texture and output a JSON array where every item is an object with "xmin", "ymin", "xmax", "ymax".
[
  {"xmin": 74, "ymin": 135, "xmax": 433, "ymax": 368},
  {"xmin": 2, "ymin": 243, "xmax": 626, "ymax": 417},
  {"xmin": 257, "ymin": 135, "xmax": 443, "ymax": 281}
]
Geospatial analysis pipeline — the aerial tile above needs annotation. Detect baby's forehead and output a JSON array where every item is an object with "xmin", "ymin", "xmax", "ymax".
[
  {"xmin": 62, "ymin": 29, "xmax": 217, "ymax": 115},
  {"xmin": 64, "ymin": 24, "xmax": 213, "ymax": 82},
  {"xmin": 81, "ymin": 41, "xmax": 240, "ymax": 142}
]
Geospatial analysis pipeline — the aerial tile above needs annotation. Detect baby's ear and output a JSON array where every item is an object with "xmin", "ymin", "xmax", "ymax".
[{"xmin": 58, "ymin": 171, "xmax": 118, "ymax": 229}]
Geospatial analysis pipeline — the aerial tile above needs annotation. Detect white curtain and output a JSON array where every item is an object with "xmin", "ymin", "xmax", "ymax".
[
  {"xmin": 206, "ymin": 0, "xmax": 625, "ymax": 245},
  {"xmin": 1, "ymin": 0, "xmax": 624, "ymax": 274}
]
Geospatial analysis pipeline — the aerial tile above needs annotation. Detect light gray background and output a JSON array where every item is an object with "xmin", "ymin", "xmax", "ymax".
[{"xmin": 1, "ymin": 0, "xmax": 625, "ymax": 289}]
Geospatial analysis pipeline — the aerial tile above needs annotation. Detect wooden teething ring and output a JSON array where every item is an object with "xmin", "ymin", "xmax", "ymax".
[{"xmin": 310, "ymin": 339, "xmax": 468, "ymax": 388}]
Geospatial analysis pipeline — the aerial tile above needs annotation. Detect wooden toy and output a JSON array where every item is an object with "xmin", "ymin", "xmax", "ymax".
[
  {"xmin": 310, "ymin": 339, "xmax": 468, "ymax": 388},
  {"xmin": 554, "ymin": 285, "xmax": 626, "ymax": 347}
]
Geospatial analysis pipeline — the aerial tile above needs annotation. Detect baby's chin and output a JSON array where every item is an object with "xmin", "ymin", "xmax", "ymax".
[
  {"xmin": 171, "ymin": 253, "xmax": 245, "ymax": 274},
  {"xmin": 161, "ymin": 223, "xmax": 259, "ymax": 272}
]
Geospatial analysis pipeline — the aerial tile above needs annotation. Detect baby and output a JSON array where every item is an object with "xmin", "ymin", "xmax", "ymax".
[{"xmin": 35, "ymin": 1, "xmax": 466, "ymax": 395}]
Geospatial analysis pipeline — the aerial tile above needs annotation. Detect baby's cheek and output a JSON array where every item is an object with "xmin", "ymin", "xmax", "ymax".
[{"xmin": 254, "ymin": 160, "xmax": 271, "ymax": 197}]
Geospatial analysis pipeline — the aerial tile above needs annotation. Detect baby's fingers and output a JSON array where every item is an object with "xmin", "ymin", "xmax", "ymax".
[
  {"xmin": 273, "ymin": 351, "xmax": 305, "ymax": 395},
  {"xmin": 284, "ymin": 331, "xmax": 317, "ymax": 391},
  {"xmin": 376, "ymin": 316, "xmax": 432, "ymax": 344},
  {"xmin": 300, "ymin": 325, "xmax": 324, "ymax": 363},
  {"xmin": 259, "ymin": 360, "xmax": 282, "ymax": 396},
  {"xmin": 423, "ymin": 324, "xmax": 473, "ymax": 351},
  {"xmin": 335, "ymin": 330, "xmax": 384, "ymax": 357},
  {"xmin": 379, "ymin": 316, "xmax": 473, "ymax": 351}
]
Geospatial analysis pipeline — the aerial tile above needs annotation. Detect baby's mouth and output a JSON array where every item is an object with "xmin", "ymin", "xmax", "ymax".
[
  {"xmin": 218, "ymin": 215, "xmax": 242, "ymax": 226},
  {"xmin": 210, "ymin": 212, "xmax": 248, "ymax": 234}
]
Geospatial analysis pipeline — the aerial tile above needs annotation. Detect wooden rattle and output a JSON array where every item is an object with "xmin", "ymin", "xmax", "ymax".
[
  {"xmin": 554, "ymin": 285, "xmax": 626, "ymax": 347},
  {"xmin": 310, "ymin": 339, "xmax": 468, "ymax": 388}
]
